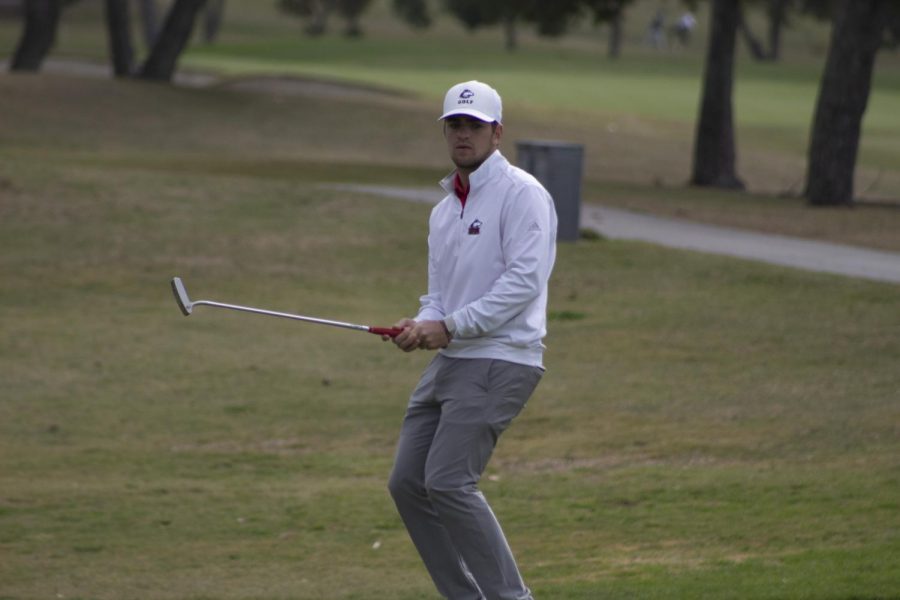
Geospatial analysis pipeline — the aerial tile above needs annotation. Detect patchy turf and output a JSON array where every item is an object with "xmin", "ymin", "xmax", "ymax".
[
  {"xmin": 1, "ymin": 70, "xmax": 898, "ymax": 598},
  {"xmin": 1, "ymin": 71, "xmax": 898, "ymax": 252}
]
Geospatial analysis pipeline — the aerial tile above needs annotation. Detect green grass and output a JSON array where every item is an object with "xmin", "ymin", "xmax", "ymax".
[
  {"xmin": 1, "ymin": 70, "xmax": 899, "ymax": 599},
  {"xmin": 181, "ymin": 37, "xmax": 900, "ymax": 198},
  {"xmin": 3, "ymin": 72, "xmax": 899, "ymax": 252},
  {"xmin": 4, "ymin": 0, "xmax": 898, "ymax": 209},
  {"xmin": 1, "ymin": 4, "xmax": 900, "ymax": 596}
]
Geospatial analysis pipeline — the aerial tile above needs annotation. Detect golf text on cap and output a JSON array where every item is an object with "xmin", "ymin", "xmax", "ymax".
[{"xmin": 439, "ymin": 80, "xmax": 503, "ymax": 124}]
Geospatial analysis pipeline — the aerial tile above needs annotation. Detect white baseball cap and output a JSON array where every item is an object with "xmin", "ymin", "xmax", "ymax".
[{"xmin": 439, "ymin": 80, "xmax": 503, "ymax": 124}]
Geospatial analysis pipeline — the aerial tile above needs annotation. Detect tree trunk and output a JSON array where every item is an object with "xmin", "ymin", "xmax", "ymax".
[
  {"xmin": 691, "ymin": 0, "xmax": 745, "ymax": 189},
  {"xmin": 767, "ymin": 0, "xmax": 790, "ymax": 61},
  {"xmin": 203, "ymin": 0, "xmax": 224, "ymax": 43},
  {"xmin": 306, "ymin": 0, "xmax": 329, "ymax": 36},
  {"xmin": 139, "ymin": 0, "xmax": 206, "ymax": 81},
  {"xmin": 503, "ymin": 13, "xmax": 516, "ymax": 51},
  {"xmin": 608, "ymin": 11, "xmax": 623, "ymax": 59},
  {"xmin": 738, "ymin": 2, "xmax": 767, "ymax": 61},
  {"xmin": 104, "ymin": 0, "xmax": 134, "ymax": 76},
  {"xmin": 137, "ymin": 0, "xmax": 161, "ymax": 50},
  {"xmin": 10, "ymin": 0, "xmax": 61, "ymax": 71},
  {"xmin": 805, "ymin": 0, "xmax": 887, "ymax": 206}
]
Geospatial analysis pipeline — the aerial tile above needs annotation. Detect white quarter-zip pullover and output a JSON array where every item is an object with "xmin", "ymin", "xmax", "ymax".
[{"xmin": 416, "ymin": 150, "xmax": 557, "ymax": 368}]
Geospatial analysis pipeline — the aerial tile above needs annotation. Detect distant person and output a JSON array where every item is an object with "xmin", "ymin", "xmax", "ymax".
[
  {"xmin": 386, "ymin": 80, "xmax": 558, "ymax": 600},
  {"xmin": 647, "ymin": 9, "xmax": 666, "ymax": 49},
  {"xmin": 672, "ymin": 11, "xmax": 697, "ymax": 47}
]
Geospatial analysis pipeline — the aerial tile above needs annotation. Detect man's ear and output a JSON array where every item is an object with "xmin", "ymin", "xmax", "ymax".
[{"xmin": 492, "ymin": 123, "xmax": 504, "ymax": 146}]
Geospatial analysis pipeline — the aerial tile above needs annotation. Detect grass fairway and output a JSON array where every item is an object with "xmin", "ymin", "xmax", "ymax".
[
  {"xmin": 3, "ymin": 0, "xmax": 899, "ymax": 251},
  {"xmin": 1, "ymin": 71, "xmax": 899, "ymax": 599}
]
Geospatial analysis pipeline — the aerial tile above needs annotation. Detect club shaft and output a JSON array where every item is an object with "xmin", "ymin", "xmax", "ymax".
[{"xmin": 191, "ymin": 300, "xmax": 370, "ymax": 332}]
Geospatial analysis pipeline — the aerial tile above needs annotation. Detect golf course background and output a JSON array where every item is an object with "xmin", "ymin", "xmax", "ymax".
[{"xmin": 1, "ymin": 1, "xmax": 899, "ymax": 598}]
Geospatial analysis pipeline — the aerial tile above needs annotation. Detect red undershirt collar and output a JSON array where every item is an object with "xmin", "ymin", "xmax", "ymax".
[{"xmin": 453, "ymin": 172, "xmax": 469, "ymax": 208}]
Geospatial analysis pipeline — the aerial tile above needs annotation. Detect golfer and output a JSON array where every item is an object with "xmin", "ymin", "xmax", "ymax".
[{"xmin": 387, "ymin": 80, "xmax": 558, "ymax": 600}]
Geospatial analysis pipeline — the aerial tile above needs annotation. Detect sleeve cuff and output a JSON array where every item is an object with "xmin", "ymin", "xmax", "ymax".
[{"xmin": 443, "ymin": 315, "xmax": 458, "ymax": 336}]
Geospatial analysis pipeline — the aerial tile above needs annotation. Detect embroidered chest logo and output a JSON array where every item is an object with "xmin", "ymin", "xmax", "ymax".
[{"xmin": 468, "ymin": 219, "xmax": 483, "ymax": 235}]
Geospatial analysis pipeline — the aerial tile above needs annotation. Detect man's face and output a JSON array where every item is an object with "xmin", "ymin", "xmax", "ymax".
[{"xmin": 443, "ymin": 116, "xmax": 503, "ymax": 172}]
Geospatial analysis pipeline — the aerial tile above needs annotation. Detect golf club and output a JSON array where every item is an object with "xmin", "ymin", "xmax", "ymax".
[{"xmin": 171, "ymin": 277, "xmax": 402, "ymax": 338}]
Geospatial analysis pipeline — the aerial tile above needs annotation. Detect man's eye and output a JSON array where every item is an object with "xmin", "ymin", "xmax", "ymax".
[{"xmin": 448, "ymin": 120, "xmax": 482, "ymax": 131}]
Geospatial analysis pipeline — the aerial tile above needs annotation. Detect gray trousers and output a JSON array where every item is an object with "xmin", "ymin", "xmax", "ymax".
[{"xmin": 388, "ymin": 355, "xmax": 543, "ymax": 600}]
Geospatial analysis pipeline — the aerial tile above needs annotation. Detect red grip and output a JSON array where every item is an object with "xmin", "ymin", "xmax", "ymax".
[{"xmin": 369, "ymin": 326, "xmax": 403, "ymax": 338}]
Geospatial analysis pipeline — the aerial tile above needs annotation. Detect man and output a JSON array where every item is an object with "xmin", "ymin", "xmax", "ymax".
[{"xmin": 386, "ymin": 80, "xmax": 558, "ymax": 600}]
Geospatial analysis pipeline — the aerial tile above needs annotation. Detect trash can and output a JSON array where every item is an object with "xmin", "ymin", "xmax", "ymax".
[{"xmin": 516, "ymin": 140, "xmax": 584, "ymax": 242}]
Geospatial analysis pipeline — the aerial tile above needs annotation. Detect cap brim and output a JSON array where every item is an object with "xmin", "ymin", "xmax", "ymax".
[{"xmin": 438, "ymin": 108, "xmax": 498, "ymax": 123}]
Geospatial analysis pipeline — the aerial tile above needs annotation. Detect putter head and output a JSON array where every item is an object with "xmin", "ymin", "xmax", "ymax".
[{"xmin": 171, "ymin": 277, "xmax": 192, "ymax": 316}]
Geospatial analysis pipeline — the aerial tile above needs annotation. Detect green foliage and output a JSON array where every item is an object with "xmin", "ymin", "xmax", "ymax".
[
  {"xmin": 277, "ymin": 0, "xmax": 373, "ymax": 36},
  {"xmin": 278, "ymin": 0, "xmax": 317, "ymax": 17},
  {"xmin": 582, "ymin": 0, "xmax": 637, "ymax": 23},
  {"xmin": 801, "ymin": 0, "xmax": 900, "ymax": 49},
  {"xmin": 883, "ymin": 2, "xmax": 900, "ymax": 48},
  {"xmin": 799, "ymin": 0, "xmax": 835, "ymax": 21},
  {"xmin": 441, "ymin": 0, "xmax": 632, "ymax": 38},
  {"xmin": 523, "ymin": 0, "xmax": 582, "ymax": 36},
  {"xmin": 392, "ymin": 0, "xmax": 431, "ymax": 28},
  {"xmin": 279, "ymin": 0, "xmax": 373, "ymax": 17},
  {"xmin": 442, "ymin": 0, "xmax": 508, "ymax": 30}
]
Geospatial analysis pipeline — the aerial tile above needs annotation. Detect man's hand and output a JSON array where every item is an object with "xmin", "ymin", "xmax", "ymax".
[
  {"xmin": 386, "ymin": 319, "xmax": 451, "ymax": 352},
  {"xmin": 384, "ymin": 318, "xmax": 417, "ymax": 350}
]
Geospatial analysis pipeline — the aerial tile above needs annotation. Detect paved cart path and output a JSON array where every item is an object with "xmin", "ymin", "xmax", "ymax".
[{"xmin": 329, "ymin": 184, "xmax": 900, "ymax": 285}]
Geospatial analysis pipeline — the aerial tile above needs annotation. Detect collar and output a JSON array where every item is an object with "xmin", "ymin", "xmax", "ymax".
[
  {"xmin": 453, "ymin": 172, "xmax": 469, "ymax": 205},
  {"xmin": 439, "ymin": 150, "xmax": 505, "ymax": 196}
]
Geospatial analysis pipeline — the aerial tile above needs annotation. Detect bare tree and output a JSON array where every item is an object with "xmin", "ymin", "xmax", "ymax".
[
  {"xmin": 279, "ymin": 0, "xmax": 371, "ymax": 37},
  {"xmin": 607, "ymin": 10, "xmax": 623, "ymax": 59},
  {"xmin": 104, "ymin": 0, "xmax": 134, "ymax": 76},
  {"xmin": 305, "ymin": 0, "xmax": 330, "ymax": 35},
  {"xmin": 502, "ymin": 12, "xmax": 517, "ymax": 51},
  {"xmin": 9, "ymin": 0, "xmax": 61, "ymax": 71},
  {"xmin": 139, "ymin": 0, "xmax": 207, "ymax": 81},
  {"xmin": 336, "ymin": 0, "xmax": 369, "ymax": 37},
  {"xmin": 766, "ymin": 0, "xmax": 791, "ymax": 60},
  {"xmin": 583, "ymin": 0, "xmax": 633, "ymax": 59},
  {"xmin": 202, "ymin": 0, "xmax": 225, "ymax": 43},
  {"xmin": 737, "ymin": 1, "xmax": 768, "ymax": 60},
  {"xmin": 805, "ymin": 0, "xmax": 889, "ymax": 205},
  {"xmin": 392, "ymin": 0, "xmax": 430, "ymax": 28},
  {"xmin": 136, "ymin": 0, "xmax": 161, "ymax": 49},
  {"xmin": 739, "ymin": 0, "xmax": 793, "ymax": 62},
  {"xmin": 691, "ymin": 0, "xmax": 745, "ymax": 189}
]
